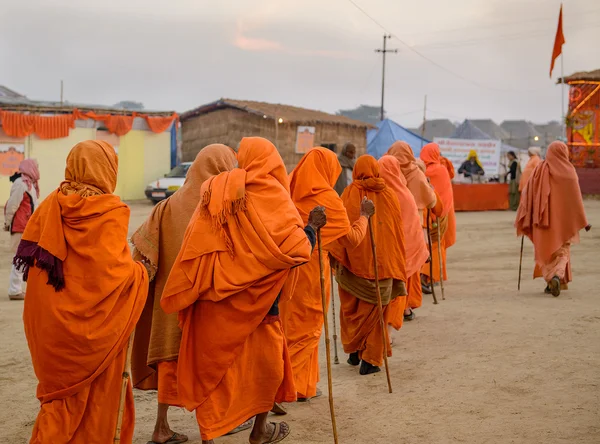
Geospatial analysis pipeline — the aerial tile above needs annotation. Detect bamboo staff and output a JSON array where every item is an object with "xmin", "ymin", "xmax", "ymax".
[
  {"xmin": 426, "ymin": 209, "xmax": 438, "ymax": 305},
  {"xmin": 518, "ymin": 236, "xmax": 524, "ymax": 291},
  {"xmin": 367, "ymin": 218, "xmax": 393, "ymax": 394},
  {"xmin": 436, "ymin": 231, "xmax": 446, "ymax": 301},
  {"xmin": 317, "ymin": 230, "xmax": 339, "ymax": 444},
  {"xmin": 114, "ymin": 332, "xmax": 135, "ymax": 444},
  {"xmin": 330, "ymin": 267, "xmax": 340, "ymax": 365}
]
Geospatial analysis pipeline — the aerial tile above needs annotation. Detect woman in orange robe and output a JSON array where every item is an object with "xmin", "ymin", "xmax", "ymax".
[
  {"xmin": 387, "ymin": 142, "xmax": 437, "ymax": 295},
  {"xmin": 378, "ymin": 155, "xmax": 429, "ymax": 332},
  {"xmin": 519, "ymin": 147, "xmax": 542, "ymax": 192},
  {"xmin": 160, "ymin": 137, "xmax": 324, "ymax": 444},
  {"xmin": 281, "ymin": 147, "xmax": 372, "ymax": 401},
  {"xmin": 420, "ymin": 143, "xmax": 455, "ymax": 284},
  {"xmin": 329, "ymin": 155, "xmax": 407, "ymax": 375},
  {"xmin": 515, "ymin": 141, "xmax": 590, "ymax": 297},
  {"xmin": 16, "ymin": 141, "xmax": 148, "ymax": 444},
  {"xmin": 131, "ymin": 144, "xmax": 237, "ymax": 444}
]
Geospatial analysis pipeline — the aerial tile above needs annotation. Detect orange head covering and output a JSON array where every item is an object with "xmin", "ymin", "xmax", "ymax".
[
  {"xmin": 61, "ymin": 140, "xmax": 118, "ymax": 197},
  {"xmin": 387, "ymin": 141, "xmax": 436, "ymax": 210},
  {"xmin": 329, "ymin": 155, "xmax": 406, "ymax": 282},
  {"xmin": 519, "ymin": 151, "xmax": 542, "ymax": 192},
  {"xmin": 515, "ymin": 141, "xmax": 588, "ymax": 263},
  {"xmin": 19, "ymin": 139, "xmax": 147, "ymax": 405},
  {"xmin": 160, "ymin": 137, "xmax": 311, "ymax": 409},
  {"xmin": 289, "ymin": 147, "xmax": 351, "ymax": 246},
  {"xmin": 441, "ymin": 156, "xmax": 456, "ymax": 179},
  {"xmin": 378, "ymin": 155, "xmax": 429, "ymax": 277},
  {"xmin": 420, "ymin": 143, "xmax": 454, "ymax": 217}
]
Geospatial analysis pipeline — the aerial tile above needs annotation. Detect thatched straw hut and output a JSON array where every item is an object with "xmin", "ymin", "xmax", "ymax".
[{"xmin": 180, "ymin": 99, "xmax": 373, "ymax": 171}]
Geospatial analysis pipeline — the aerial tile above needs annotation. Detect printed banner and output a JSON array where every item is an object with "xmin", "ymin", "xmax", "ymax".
[
  {"xmin": 434, "ymin": 138, "xmax": 502, "ymax": 176},
  {"xmin": 0, "ymin": 143, "xmax": 25, "ymax": 176},
  {"xmin": 295, "ymin": 126, "xmax": 315, "ymax": 154}
]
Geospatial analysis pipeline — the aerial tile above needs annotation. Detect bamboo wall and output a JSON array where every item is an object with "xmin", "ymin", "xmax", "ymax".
[{"xmin": 182, "ymin": 108, "xmax": 367, "ymax": 171}]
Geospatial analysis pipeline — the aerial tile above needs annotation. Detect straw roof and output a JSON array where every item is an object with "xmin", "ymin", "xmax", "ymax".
[
  {"xmin": 181, "ymin": 98, "xmax": 373, "ymax": 128},
  {"xmin": 559, "ymin": 69, "xmax": 600, "ymax": 84}
]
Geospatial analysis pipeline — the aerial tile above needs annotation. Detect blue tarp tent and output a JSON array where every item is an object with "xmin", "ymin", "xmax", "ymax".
[{"xmin": 367, "ymin": 119, "xmax": 430, "ymax": 159}]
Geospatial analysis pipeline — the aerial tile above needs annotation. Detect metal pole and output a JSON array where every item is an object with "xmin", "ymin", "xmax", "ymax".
[
  {"xmin": 380, "ymin": 35, "xmax": 387, "ymax": 121},
  {"xmin": 421, "ymin": 95, "xmax": 427, "ymax": 149},
  {"xmin": 561, "ymin": 54, "xmax": 566, "ymax": 139},
  {"xmin": 60, "ymin": 80, "xmax": 64, "ymax": 106}
]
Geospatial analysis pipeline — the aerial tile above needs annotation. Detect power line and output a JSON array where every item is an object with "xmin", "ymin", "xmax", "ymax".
[{"xmin": 343, "ymin": 0, "xmax": 563, "ymax": 93}]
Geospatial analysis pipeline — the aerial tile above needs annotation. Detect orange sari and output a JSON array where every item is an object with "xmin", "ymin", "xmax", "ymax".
[
  {"xmin": 516, "ymin": 141, "xmax": 588, "ymax": 284},
  {"xmin": 281, "ymin": 147, "xmax": 367, "ymax": 399},
  {"xmin": 131, "ymin": 144, "xmax": 237, "ymax": 407},
  {"xmin": 18, "ymin": 141, "xmax": 148, "ymax": 444},
  {"xmin": 161, "ymin": 137, "xmax": 312, "ymax": 440},
  {"xmin": 330, "ymin": 155, "xmax": 406, "ymax": 366}
]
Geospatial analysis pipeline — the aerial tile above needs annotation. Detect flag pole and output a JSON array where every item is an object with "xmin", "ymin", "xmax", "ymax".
[{"xmin": 561, "ymin": 53, "xmax": 565, "ymax": 139}]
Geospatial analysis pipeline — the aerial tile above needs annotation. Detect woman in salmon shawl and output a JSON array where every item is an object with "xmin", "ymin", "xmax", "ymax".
[
  {"xmin": 16, "ymin": 140, "xmax": 148, "ymax": 444},
  {"xmin": 160, "ymin": 137, "xmax": 325, "ymax": 444},
  {"xmin": 420, "ymin": 143, "xmax": 455, "ymax": 284},
  {"xmin": 281, "ymin": 147, "xmax": 372, "ymax": 401},
  {"xmin": 131, "ymin": 144, "xmax": 237, "ymax": 444},
  {"xmin": 378, "ymin": 155, "xmax": 429, "ymax": 334},
  {"xmin": 519, "ymin": 147, "xmax": 542, "ymax": 192},
  {"xmin": 387, "ymin": 142, "xmax": 437, "ymax": 295},
  {"xmin": 329, "ymin": 155, "xmax": 406, "ymax": 376},
  {"xmin": 515, "ymin": 141, "xmax": 590, "ymax": 297}
]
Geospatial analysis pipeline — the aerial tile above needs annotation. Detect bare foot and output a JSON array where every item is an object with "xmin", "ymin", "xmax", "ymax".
[
  {"xmin": 249, "ymin": 421, "xmax": 290, "ymax": 444},
  {"xmin": 152, "ymin": 432, "xmax": 188, "ymax": 444}
]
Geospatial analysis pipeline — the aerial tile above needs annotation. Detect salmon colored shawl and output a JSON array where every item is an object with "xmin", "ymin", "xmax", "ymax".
[
  {"xmin": 516, "ymin": 141, "xmax": 588, "ymax": 263},
  {"xmin": 289, "ymin": 147, "xmax": 351, "ymax": 247},
  {"xmin": 18, "ymin": 140, "xmax": 147, "ymax": 404},
  {"xmin": 131, "ymin": 144, "xmax": 236, "ymax": 387},
  {"xmin": 379, "ymin": 155, "xmax": 429, "ymax": 277},
  {"xmin": 160, "ymin": 137, "xmax": 311, "ymax": 409},
  {"xmin": 387, "ymin": 141, "xmax": 436, "ymax": 210},
  {"xmin": 330, "ymin": 155, "xmax": 406, "ymax": 282},
  {"xmin": 420, "ymin": 143, "xmax": 454, "ymax": 217},
  {"xmin": 519, "ymin": 154, "xmax": 541, "ymax": 192}
]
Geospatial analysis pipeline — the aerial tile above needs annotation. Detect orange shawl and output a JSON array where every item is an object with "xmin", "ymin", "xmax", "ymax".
[
  {"xmin": 420, "ymin": 143, "xmax": 454, "ymax": 218},
  {"xmin": 441, "ymin": 156, "xmax": 455, "ymax": 179},
  {"xmin": 131, "ymin": 144, "xmax": 237, "ymax": 388},
  {"xmin": 289, "ymin": 147, "xmax": 351, "ymax": 246},
  {"xmin": 329, "ymin": 155, "xmax": 406, "ymax": 282},
  {"xmin": 379, "ymin": 155, "xmax": 429, "ymax": 277},
  {"xmin": 519, "ymin": 154, "xmax": 541, "ymax": 192},
  {"xmin": 516, "ymin": 141, "xmax": 588, "ymax": 263},
  {"xmin": 20, "ymin": 140, "xmax": 147, "ymax": 404},
  {"xmin": 160, "ymin": 137, "xmax": 311, "ymax": 409},
  {"xmin": 387, "ymin": 141, "xmax": 436, "ymax": 210}
]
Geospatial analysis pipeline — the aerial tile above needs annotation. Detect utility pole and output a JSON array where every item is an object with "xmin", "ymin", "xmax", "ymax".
[
  {"xmin": 60, "ymin": 80, "xmax": 64, "ymax": 106},
  {"xmin": 375, "ymin": 34, "xmax": 398, "ymax": 121},
  {"xmin": 420, "ymin": 95, "xmax": 427, "ymax": 149}
]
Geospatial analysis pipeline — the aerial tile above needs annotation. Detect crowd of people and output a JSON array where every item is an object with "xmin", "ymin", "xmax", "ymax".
[{"xmin": 4, "ymin": 136, "xmax": 589, "ymax": 443}]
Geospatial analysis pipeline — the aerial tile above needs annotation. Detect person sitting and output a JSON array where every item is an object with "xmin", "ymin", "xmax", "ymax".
[{"xmin": 458, "ymin": 150, "xmax": 484, "ymax": 181}]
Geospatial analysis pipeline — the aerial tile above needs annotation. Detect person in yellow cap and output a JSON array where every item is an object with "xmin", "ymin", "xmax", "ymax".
[{"xmin": 458, "ymin": 150, "xmax": 484, "ymax": 182}]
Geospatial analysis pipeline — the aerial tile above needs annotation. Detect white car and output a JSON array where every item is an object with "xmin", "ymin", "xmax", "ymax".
[{"xmin": 145, "ymin": 162, "xmax": 192, "ymax": 203}]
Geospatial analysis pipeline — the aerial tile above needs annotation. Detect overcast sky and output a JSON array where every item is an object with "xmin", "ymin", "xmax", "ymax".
[{"xmin": 2, "ymin": 0, "xmax": 599, "ymax": 127}]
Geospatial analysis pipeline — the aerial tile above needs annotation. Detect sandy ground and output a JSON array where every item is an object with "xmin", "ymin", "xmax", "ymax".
[{"xmin": 2, "ymin": 200, "xmax": 600, "ymax": 444}]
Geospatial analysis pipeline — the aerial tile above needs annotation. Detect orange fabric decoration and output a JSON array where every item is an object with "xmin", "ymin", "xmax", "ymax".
[
  {"xmin": 519, "ymin": 155, "xmax": 542, "ymax": 192},
  {"xmin": 22, "ymin": 140, "xmax": 148, "ymax": 444},
  {"xmin": 550, "ymin": 5, "xmax": 565, "ymax": 78},
  {"xmin": 281, "ymin": 147, "xmax": 361, "ymax": 399},
  {"xmin": 160, "ymin": 137, "xmax": 311, "ymax": 440},
  {"xmin": 0, "ymin": 109, "xmax": 177, "ymax": 140},
  {"xmin": 516, "ymin": 141, "xmax": 588, "ymax": 264},
  {"xmin": 330, "ymin": 155, "xmax": 407, "ymax": 282},
  {"xmin": 387, "ymin": 141, "xmax": 436, "ymax": 210},
  {"xmin": 378, "ymin": 155, "xmax": 428, "ymax": 277}
]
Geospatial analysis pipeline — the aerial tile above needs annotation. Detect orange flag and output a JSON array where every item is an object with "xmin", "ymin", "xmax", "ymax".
[{"xmin": 550, "ymin": 4, "xmax": 565, "ymax": 78}]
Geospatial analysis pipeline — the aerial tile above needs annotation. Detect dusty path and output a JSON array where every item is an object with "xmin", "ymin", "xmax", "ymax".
[{"xmin": 2, "ymin": 201, "xmax": 599, "ymax": 443}]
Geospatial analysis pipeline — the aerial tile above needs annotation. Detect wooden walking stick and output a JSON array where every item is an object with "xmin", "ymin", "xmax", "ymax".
[
  {"xmin": 367, "ymin": 217, "xmax": 393, "ymax": 394},
  {"xmin": 317, "ymin": 230, "xmax": 339, "ymax": 444},
  {"xmin": 426, "ymin": 209, "xmax": 438, "ymax": 305},
  {"xmin": 330, "ymin": 267, "xmax": 340, "ymax": 365},
  {"xmin": 518, "ymin": 236, "xmax": 525, "ymax": 291},
  {"xmin": 436, "ymin": 228, "xmax": 446, "ymax": 301},
  {"xmin": 114, "ymin": 332, "xmax": 135, "ymax": 444}
]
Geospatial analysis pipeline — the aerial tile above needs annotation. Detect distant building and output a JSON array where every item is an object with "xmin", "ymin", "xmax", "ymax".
[
  {"xmin": 468, "ymin": 119, "xmax": 510, "ymax": 141},
  {"xmin": 180, "ymin": 98, "xmax": 373, "ymax": 171},
  {"xmin": 533, "ymin": 121, "xmax": 562, "ymax": 147},
  {"xmin": 419, "ymin": 119, "xmax": 456, "ymax": 141},
  {"xmin": 500, "ymin": 120, "xmax": 542, "ymax": 150}
]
